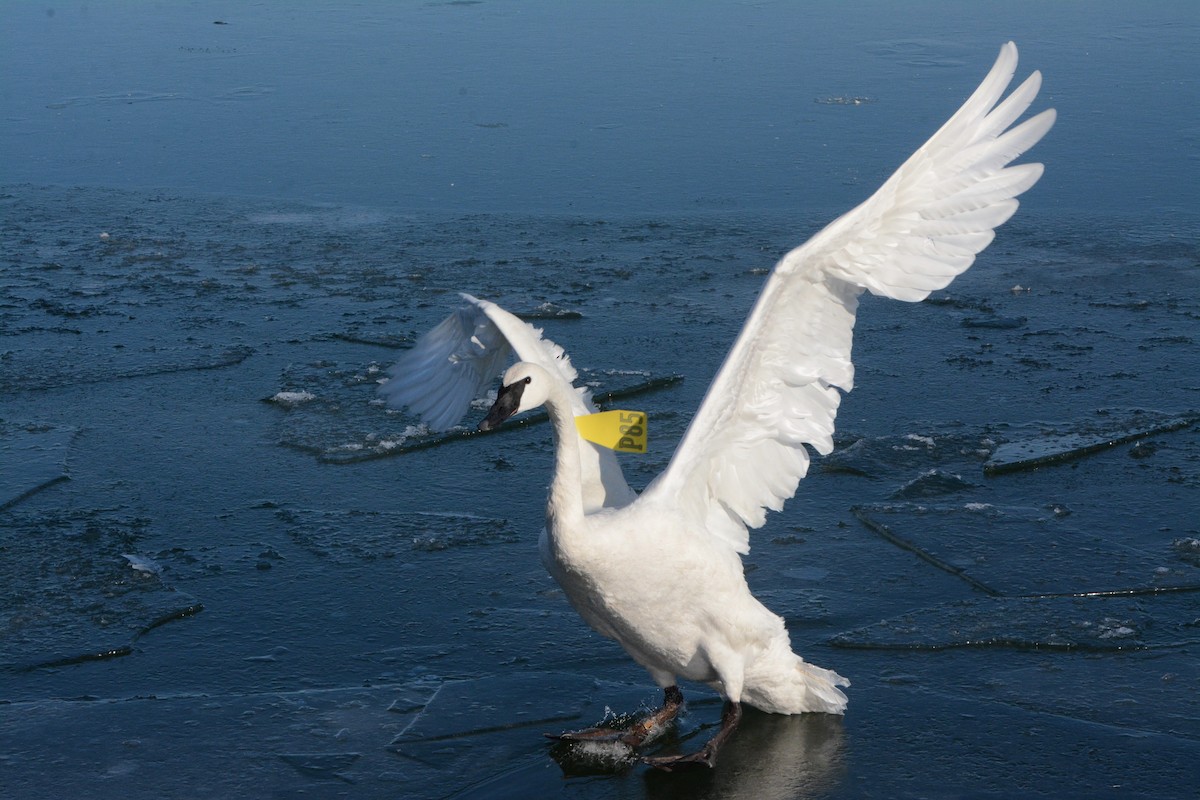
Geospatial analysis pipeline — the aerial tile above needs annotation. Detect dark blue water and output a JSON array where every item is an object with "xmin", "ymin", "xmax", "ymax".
[{"xmin": 2, "ymin": 3, "xmax": 1198, "ymax": 798}]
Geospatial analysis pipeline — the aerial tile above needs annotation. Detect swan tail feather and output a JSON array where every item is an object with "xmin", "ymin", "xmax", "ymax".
[{"xmin": 742, "ymin": 639, "xmax": 850, "ymax": 715}]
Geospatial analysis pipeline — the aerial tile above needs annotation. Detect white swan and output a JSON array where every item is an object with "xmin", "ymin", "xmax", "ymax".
[{"xmin": 380, "ymin": 41, "xmax": 1055, "ymax": 769}]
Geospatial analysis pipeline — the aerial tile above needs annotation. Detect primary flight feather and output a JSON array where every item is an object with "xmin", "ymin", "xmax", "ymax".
[{"xmin": 381, "ymin": 41, "xmax": 1054, "ymax": 769}]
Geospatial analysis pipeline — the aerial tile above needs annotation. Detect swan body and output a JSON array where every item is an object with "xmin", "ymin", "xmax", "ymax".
[{"xmin": 382, "ymin": 42, "xmax": 1055, "ymax": 768}]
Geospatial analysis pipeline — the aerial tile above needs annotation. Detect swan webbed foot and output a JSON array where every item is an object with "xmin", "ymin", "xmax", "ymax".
[
  {"xmin": 641, "ymin": 747, "xmax": 717, "ymax": 771},
  {"xmin": 546, "ymin": 685, "xmax": 685, "ymax": 749},
  {"xmin": 642, "ymin": 700, "xmax": 742, "ymax": 772},
  {"xmin": 547, "ymin": 690, "xmax": 744, "ymax": 772}
]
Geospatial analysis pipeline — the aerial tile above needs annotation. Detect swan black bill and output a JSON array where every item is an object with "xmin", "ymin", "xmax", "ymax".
[{"xmin": 478, "ymin": 379, "xmax": 525, "ymax": 431}]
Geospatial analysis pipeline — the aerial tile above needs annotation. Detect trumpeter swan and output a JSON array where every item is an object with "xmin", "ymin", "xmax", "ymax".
[{"xmin": 381, "ymin": 41, "xmax": 1054, "ymax": 769}]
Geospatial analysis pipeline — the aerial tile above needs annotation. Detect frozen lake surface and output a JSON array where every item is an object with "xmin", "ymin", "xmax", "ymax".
[{"xmin": 2, "ymin": 2, "xmax": 1199, "ymax": 798}]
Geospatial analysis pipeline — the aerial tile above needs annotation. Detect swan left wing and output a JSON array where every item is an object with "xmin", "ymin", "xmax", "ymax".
[
  {"xmin": 643, "ymin": 42, "xmax": 1055, "ymax": 554},
  {"xmin": 379, "ymin": 293, "xmax": 587, "ymax": 430},
  {"xmin": 380, "ymin": 294, "xmax": 637, "ymax": 509}
]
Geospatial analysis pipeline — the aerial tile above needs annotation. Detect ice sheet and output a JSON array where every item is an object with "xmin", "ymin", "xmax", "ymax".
[
  {"xmin": 0, "ymin": 510, "xmax": 202, "ymax": 670},
  {"xmin": 0, "ymin": 423, "xmax": 76, "ymax": 511},
  {"xmin": 0, "ymin": 684, "xmax": 429, "ymax": 795},
  {"xmin": 1, "ymin": 182, "xmax": 1198, "ymax": 797},
  {"xmin": 0, "ymin": 342, "xmax": 255, "ymax": 393},
  {"xmin": 831, "ymin": 594, "xmax": 1200, "ymax": 651},
  {"xmin": 273, "ymin": 508, "xmax": 518, "ymax": 564}
]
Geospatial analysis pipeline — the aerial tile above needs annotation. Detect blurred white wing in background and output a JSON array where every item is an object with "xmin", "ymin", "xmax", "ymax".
[{"xmin": 379, "ymin": 293, "xmax": 636, "ymax": 510}]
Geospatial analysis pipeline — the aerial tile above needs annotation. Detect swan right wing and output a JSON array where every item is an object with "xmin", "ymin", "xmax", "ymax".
[{"xmin": 643, "ymin": 42, "xmax": 1055, "ymax": 554}]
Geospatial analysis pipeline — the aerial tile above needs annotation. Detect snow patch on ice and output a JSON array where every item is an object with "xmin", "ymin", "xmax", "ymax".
[
  {"xmin": 469, "ymin": 391, "xmax": 498, "ymax": 411},
  {"xmin": 1172, "ymin": 537, "xmax": 1200, "ymax": 566},
  {"xmin": 122, "ymin": 554, "xmax": 163, "ymax": 576},
  {"xmin": 365, "ymin": 425, "xmax": 429, "ymax": 451},
  {"xmin": 270, "ymin": 390, "xmax": 316, "ymax": 407}
]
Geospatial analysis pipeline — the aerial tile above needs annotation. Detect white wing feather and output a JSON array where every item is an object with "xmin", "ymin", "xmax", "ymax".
[
  {"xmin": 379, "ymin": 293, "xmax": 582, "ymax": 428},
  {"xmin": 379, "ymin": 293, "xmax": 636, "ymax": 510},
  {"xmin": 643, "ymin": 42, "xmax": 1055, "ymax": 554},
  {"xmin": 377, "ymin": 298, "xmax": 508, "ymax": 431}
]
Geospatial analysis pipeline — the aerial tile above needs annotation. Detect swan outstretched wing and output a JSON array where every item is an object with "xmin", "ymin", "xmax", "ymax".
[
  {"xmin": 644, "ymin": 42, "xmax": 1055, "ymax": 554},
  {"xmin": 380, "ymin": 294, "xmax": 636, "ymax": 509}
]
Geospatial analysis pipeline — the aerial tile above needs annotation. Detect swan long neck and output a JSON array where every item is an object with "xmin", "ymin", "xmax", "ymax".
[{"xmin": 543, "ymin": 386, "xmax": 586, "ymax": 531}]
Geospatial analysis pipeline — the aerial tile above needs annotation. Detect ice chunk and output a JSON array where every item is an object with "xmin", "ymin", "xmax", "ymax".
[
  {"xmin": 821, "ymin": 431, "xmax": 992, "ymax": 479},
  {"xmin": 1174, "ymin": 537, "xmax": 1200, "ymax": 567},
  {"xmin": 516, "ymin": 302, "xmax": 583, "ymax": 320},
  {"xmin": 122, "ymin": 553, "xmax": 164, "ymax": 576},
  {"xmin": 392, "ymin": 673, "xmax": 590, "ymax": 751},
  {"xmin": 890, "ymin": 469, "xmax": 977, "ymax": 500},
  {"xmin": 984, "ymin": 411, "xmax": 1199, "ymax": 475},
  {"xmin": 815, "ymin": 95, "xmax": 876, "ymax": 105},
  {"xmin": 267, "ymin": 390, "xmax": 316, "ymax": 407},
  {"xmin": 278, "ymin": 752, "xmax": 361, "ymax": 782},
  {"xmin": 854, "ymin": 503, "xmax": 1200, "ymax": 597},
  {"xmin": 557, "ymin": 707, "xmax": 847, "ymax": 786},
  {"xmin": 553, "ymin": 738, "xmax": 638, "ymax": 772}
]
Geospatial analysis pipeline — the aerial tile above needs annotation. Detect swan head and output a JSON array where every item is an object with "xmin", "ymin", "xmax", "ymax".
[{"xmin": 478, "ymin": 362, "xmax": 553, "ymax": 432}]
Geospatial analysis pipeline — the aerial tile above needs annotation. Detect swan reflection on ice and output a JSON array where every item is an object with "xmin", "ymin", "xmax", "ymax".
[{"xmin": 381, "ymin": 42, "xmax": 1054, "ymax": 770}]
